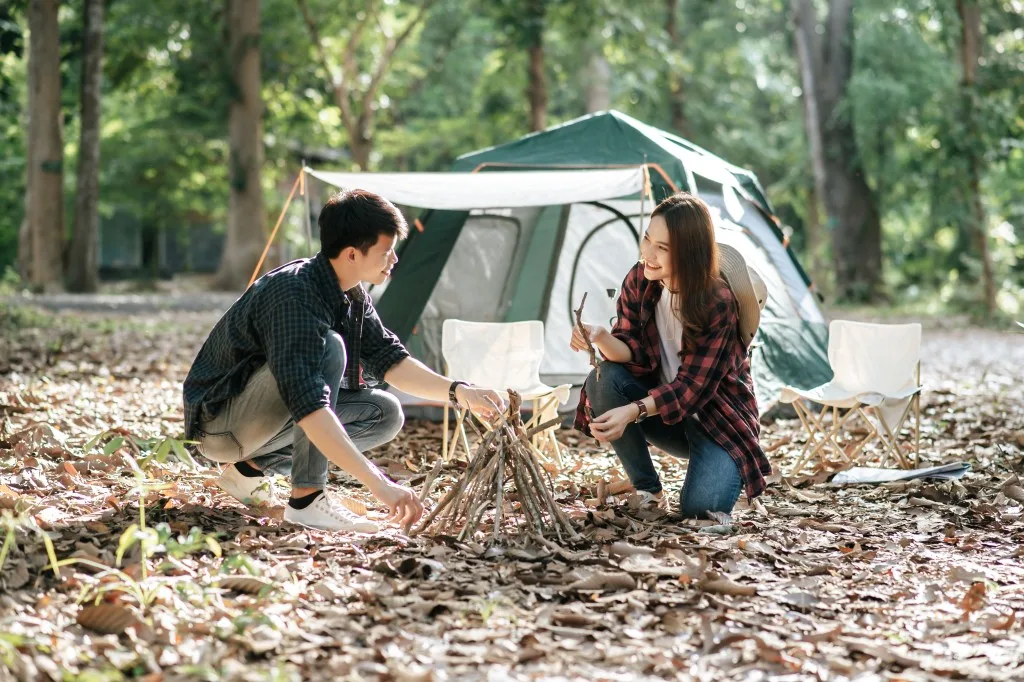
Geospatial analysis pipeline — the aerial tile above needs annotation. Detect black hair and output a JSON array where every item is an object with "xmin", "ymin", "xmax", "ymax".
[{"xmin": 318, "ymin": 189, "xmax": 409, "ymax": 258}]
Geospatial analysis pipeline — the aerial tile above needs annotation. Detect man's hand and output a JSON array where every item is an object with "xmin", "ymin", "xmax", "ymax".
[
  {"xmin": 457, "ymin": 385, "xmax": 509, "ymax": 422},
  {"xmin": 590, "ymin": 403, "xmax": 640, "ymax": 443},
  {"xmin": 570, "ymin": 323, "xmax": 608, "ymax": 353},
  {"xmin": 372, "ymin": 480, "xmax": 424, "ymax": 527}
]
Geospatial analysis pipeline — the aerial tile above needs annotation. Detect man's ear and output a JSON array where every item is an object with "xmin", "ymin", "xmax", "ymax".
[{"xmin": 340, "ymin": 246, "xmax": 358, "ymax": 262}]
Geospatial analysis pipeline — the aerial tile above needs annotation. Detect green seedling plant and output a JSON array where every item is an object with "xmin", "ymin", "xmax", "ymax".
[
  {"xmin": 82, "ymin": 429, "xmax": 199, "ymax": 471},
  {"xmin": 0, "ymin": 508, "xmax": 62, "ymax": 580},
  {"xmin": 72, "ymin": 471, "xmax": 222, "ymax": 611}
]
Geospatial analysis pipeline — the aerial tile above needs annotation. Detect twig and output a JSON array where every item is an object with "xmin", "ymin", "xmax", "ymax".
[
  {"xmin": 573, "ymin": 293, "xmax": 601, "ymax": 379},
  {"xmin": 525, "ymin": 417, "xmax": 563, "ymax": 440},
  {"xmin": 414, "ymin": 390, "xmax": 577, "ymax": 545}
]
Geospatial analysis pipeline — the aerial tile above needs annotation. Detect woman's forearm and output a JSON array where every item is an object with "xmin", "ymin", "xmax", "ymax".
[{"xmin": 593, "ymin": 330, "xmax": 633, "ymax": 363}]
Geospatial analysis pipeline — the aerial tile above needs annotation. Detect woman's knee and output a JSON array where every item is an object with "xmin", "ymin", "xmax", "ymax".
[
  {"xmin": 678, "ymin": 441, "xmax": 743, "ymax": 519},
  {"xmin": 585, "ymin": 361, "xmax": 635, "ymax": 412}
]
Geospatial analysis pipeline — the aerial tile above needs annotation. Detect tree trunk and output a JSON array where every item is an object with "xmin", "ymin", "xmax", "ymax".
[
  {"xmin": 527, "ymin": 39, "xmax": 547, "ymax": 132},
  {"xmin": 804, "ymin": 183, "xmax": 827, "ymax": 293},
  {"xmin": 214, "ymin": 0, "xmax": 264, "ymax": 291},
  {"xmin": 791, "ymin": 0, "xmax": 828, "ymax": 292},
  {"xmin": 25, "ymin": 0, "xmax": 64, "ymax": 293},
  {"xmin": 665, "ymin": 0, "xmax": 686, "ymax": 135},
  {"xmin": 792, "ymin": 0, "xmax": 882, "ymax": 302},
  {"xmin": 957, "ymin": 0, "xmax": 995, "ymax": 317},
  {"xmin": 68, "ymin": 0, "xmax": 104, "ymax": 293},
  {"xmin": 584, "ymin": 52, "xmax": 610, "ymax": 113}
]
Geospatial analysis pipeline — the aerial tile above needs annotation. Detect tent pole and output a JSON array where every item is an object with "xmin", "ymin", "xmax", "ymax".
[
  {"xmin": 248, "ymin": 170, "xmax": 303, "ymax": 288},
  {"xmin": 301, "ymin": 162, "xmax": 314, "ymax": 256}
]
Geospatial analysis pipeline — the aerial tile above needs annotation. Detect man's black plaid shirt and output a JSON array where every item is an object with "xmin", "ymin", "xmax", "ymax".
[{"xmin": 182, "ymin": 252, "xmax": 410, "ymax": 439}]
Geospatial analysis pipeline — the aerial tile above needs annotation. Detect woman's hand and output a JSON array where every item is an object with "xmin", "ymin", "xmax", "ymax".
[
  {"xmin": 590, "ymin": 403, "xmax": 640, "ymax": 443},
  {"xmin": 570, "ymin": 323, "xmax": 608, "ymax": 353}
]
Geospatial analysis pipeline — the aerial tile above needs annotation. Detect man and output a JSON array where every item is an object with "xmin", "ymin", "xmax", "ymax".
[{"xmin": 183, "ymin": 189, "xmax": 507, "ymax": 532}]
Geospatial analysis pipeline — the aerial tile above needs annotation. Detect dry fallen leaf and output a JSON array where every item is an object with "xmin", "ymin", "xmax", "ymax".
[{"xmin": 76, "ymin": 604, "xmax": 142, "ymax": 635}]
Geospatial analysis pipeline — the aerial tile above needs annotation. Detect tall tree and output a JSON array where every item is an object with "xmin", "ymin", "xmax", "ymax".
[
  {"xmin": 791, "ymin": 0, "xmax": 882, "ymax": 302},
  {"xmin": 24, "ymin": 0, "xmax": 63, "ymax": 292},
  {"xmin": 214, "ymin": 0, "xmax": 264, "ymax": 290},
  {"xmin": 955, "ymin": 0, "xmax": 995, "ymax": 317},
  {"xmin": 790, "ymin": 1, "xmax": 828, "ymax": 290},
  {"xmin": 524, "ymin": 0, "xmax": 547, "ymax": 131},
  {"xmin": 298, "ymin": 0, "xmax": 437, "ymax": 169},
  {"xmin": 67, "ymin": 0, "xmax": 104, "ymax": 292},
  {"xmin": 665, "ymin": 0, "xmax": 685, "ymax": 135}
]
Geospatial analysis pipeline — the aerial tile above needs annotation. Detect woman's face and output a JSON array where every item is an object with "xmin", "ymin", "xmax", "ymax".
[{"xmin": 640, "ymin": 215, "xmax": 674, "ymax": 287}]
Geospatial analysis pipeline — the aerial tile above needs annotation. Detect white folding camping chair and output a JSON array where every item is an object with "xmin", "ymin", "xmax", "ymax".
[
  {"xmin": 441, "ymin": 319, "xmax": 572, "ymax": 467},
  {"xmin": 779, "ymin": 320, "xmax": 923, "ymax": 475}
]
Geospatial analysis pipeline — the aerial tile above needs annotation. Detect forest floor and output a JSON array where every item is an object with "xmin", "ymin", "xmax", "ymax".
[{"xmin": 0, "ymin": 297, "xmax": 1022, "ymax": 682}]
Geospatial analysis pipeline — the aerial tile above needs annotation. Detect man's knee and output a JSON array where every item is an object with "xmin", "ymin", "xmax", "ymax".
[
  {"xmin": 322, "ymin": 331, "xmax": 347, "ymax": 381},
  {"xmin": 376, "ymin": 391, "xmax": 405, "ymax": 441},
  {"xmin": 585, "ymin": 361, "xmax": 633, "ymax": 411}
]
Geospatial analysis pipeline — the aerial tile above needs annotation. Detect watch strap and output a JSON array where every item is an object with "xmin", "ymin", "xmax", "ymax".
[{"xmin": 449, "ymin": 380, "xmax": 469, "ymax": 406}]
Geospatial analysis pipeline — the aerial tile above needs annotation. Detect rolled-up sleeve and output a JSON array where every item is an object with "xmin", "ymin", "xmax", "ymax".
[
  {"xmin": 359, "ymin": 296, "xmax": 410, "ymax": 384},
  {"xmin": 649, "ymin": 296, "xmax": 737, "ymax": 425},
  {"xmin": 255, "ymin": 301, "xmax": 333, "ymax": 422}
]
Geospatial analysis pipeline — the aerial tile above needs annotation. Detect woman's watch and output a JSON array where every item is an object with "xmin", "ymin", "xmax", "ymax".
[
  {"xmin": 449, "ymin": 380, "xmax": 469, "ymax": 406},
  {"xmin": 632, "ymin": 399, "xmax": 649, "ymax": 423}
]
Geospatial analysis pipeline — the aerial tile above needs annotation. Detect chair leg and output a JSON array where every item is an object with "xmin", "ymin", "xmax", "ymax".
[
  {"xmin": 445, "ymin": 408, "xmax": 468, "ymax": 462},
  {"xmin": 789, "ymin": 401, "xmax": 830, "ymax": 474},
  {"xmin": 458, "ymin": 410, "xmax": 473, "ymax": 462},
  {"xmin": 913, "ymin": 393, "xmax": 921, "ymax": 468},
  {"xmin": 442, "ymin": 401, "xmax": 450, "ymax": 463}
]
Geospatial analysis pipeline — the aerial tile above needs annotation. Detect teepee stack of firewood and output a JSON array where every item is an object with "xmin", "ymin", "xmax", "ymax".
[{"xmin": 411, "ymin": 391, "xmax": 579, "ymax": 544}]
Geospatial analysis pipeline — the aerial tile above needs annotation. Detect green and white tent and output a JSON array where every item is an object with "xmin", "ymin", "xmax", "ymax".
[{"xmin": 307, "ymin": 110, "xmax": 832, "ymax": 413}]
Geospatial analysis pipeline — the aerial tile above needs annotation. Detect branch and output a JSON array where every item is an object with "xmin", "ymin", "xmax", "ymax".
[
  {"xmin": 362, "ymin": 0, "xmax": 438, "ymax": 118},
  {"xmin": 296, "ymin": 0, "xmax": 355, "ymax": 134}
]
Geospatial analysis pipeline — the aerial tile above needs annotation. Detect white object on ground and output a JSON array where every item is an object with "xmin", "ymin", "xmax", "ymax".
[
  {"xmin": 831, "ymin": 462, "xmax": 970, "ymax": 485},
  {"xmin": 283, "ymin": 494, "xmax": 380, "ymax": 533},
  {"xmin": 218, "ymin": 464, "xmax": 276, "ymax": 507}
]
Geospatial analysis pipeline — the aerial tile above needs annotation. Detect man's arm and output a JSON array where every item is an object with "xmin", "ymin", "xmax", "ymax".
[
  {"xmin": 385, "ymin": 357, "xmax": 509, "ymax": 419},
  {"xmin": 297, "ymin": 407, "xmax": 422, "ymax": 525}
]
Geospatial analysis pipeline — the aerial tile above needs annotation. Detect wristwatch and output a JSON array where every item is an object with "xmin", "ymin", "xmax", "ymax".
[
  {"xmin": 449, "ymin": 380, "xmax": 469, "ymax": 406},
  {"xmin": 632, "ymin": 399, "xmax": 649, "ymax": 423}
]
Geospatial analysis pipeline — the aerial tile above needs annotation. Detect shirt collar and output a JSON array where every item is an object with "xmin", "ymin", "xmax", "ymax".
[{"xmin": 311, "ymin": 252, "xmax": 348, "ymax": 315}]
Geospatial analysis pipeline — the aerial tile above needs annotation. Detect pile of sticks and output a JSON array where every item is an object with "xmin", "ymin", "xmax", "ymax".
[{"xmin": 410, "ymin": 391, "xmax": 579, "ymax": 544}]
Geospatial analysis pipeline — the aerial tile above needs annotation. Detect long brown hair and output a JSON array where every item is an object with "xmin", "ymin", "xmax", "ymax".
[{"xmin": 650, "ymin": 192, "xmax": 720, "ymax": 351}]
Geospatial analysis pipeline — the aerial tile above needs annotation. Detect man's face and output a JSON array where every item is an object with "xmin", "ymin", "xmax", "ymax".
[{"xmin": 354, "ymin": 233, "xmax": 399, "ymax": 286}]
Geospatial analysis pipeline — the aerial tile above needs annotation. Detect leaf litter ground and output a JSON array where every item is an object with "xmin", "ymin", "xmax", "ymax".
[{"xmin": 1, "ymin": 303, "xmax": 1022, "ymax": 681}]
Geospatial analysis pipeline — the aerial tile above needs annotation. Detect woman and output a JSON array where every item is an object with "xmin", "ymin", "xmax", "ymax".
[{"xmin": 570, "ymin": 192, "xmax": 770, "ymax": 518}]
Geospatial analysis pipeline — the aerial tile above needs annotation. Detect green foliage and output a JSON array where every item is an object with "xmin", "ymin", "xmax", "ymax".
[{"xmin": 0, "ymin": 0, "xmax": 1020, "ymax": 309}]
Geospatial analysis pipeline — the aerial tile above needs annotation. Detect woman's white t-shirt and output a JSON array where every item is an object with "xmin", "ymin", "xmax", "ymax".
[{"xmin": 655, "ymin": 290, "xmax": 685, "ymax": 385}]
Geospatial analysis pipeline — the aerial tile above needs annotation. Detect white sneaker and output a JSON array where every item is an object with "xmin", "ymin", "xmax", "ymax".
[
  {"xmin": 218, "ymin": 464, "xmax": 276, "ymax": 508},
  {"xmin": 283, "ymin": 493, "xmax": 380, "ymax": 533},
  {"xmin": 635, "ymin": 490, "xmax": 668, "ymax": 511}
]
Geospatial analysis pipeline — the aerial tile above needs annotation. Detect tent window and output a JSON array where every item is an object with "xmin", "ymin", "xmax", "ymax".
[
  {"xmin": 425, "ymin": 213, "xmax": 523, "ymax": 322},
  {"xmin": 565, "ymin": 204, "xmax": 639, "ymax": 327}
]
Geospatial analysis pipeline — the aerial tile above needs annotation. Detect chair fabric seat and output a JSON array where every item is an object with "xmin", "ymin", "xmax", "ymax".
[{"xmin": 780, "ymin": 381, "xmax": 921, "ymax": 409}]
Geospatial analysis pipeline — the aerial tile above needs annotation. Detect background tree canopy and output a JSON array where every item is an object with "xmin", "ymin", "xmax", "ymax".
[{"xmin": 1, "ymin": 0, "xmax": 1021, "ymax": 313}]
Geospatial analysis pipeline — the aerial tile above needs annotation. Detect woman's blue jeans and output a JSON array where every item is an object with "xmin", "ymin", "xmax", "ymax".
[{"xmin": 585, "ymin": 361, "xmax": 743, "ymax": 518}]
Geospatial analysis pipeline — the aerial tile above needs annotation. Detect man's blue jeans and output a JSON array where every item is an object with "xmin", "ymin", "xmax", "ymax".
[
  {"xmin": 585, "ymin": 361, "xmax": 742, "ymax": 518},
  {"xmin": 196, "ymin": 331, "xmax": 404, "ymax": 488}
]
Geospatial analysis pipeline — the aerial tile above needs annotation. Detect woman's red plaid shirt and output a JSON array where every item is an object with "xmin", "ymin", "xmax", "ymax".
[{"xmin": 574, "ymin": 262, "xmax": 771, "ymax": 500}]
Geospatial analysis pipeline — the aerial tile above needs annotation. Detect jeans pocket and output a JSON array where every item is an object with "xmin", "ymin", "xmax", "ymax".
[{"xmin": 197, "ymin": 430, "xmax": 243, "ymax": 463}]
